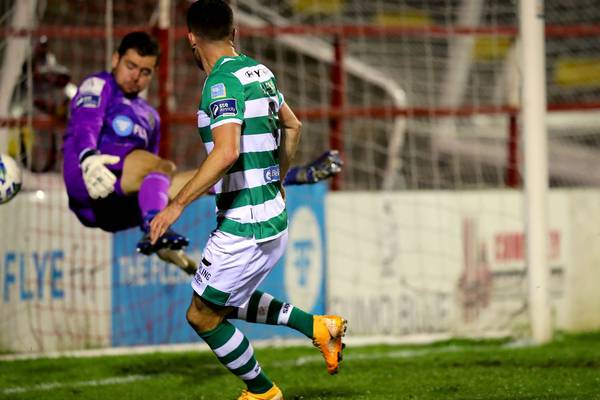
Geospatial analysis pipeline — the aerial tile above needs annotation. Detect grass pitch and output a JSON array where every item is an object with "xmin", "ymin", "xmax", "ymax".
[{"xmin": 1, "ymin": 332, "xmax": 600, "ymax": 399}]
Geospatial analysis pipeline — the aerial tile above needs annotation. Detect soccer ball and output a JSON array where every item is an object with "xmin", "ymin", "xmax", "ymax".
[{"xmin": 0, "ymin": 154, "xmax": 22, "ymax": 204}]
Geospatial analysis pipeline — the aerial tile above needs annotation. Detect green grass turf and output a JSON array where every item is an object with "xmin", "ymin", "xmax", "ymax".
[{"xmin": 1, "ymin": 332, "xmax": 600, "ymax": 399}]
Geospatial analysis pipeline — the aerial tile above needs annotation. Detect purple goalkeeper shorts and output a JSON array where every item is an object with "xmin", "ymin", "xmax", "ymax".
[{"xmin": 63, "ymin": 155, "xmax": 142, "ymax": 233}]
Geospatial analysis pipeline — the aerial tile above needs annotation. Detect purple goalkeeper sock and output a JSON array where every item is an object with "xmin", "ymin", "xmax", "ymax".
[{"xmin": 138, "ymin": 172, "xmax": 170, "ymax": 231}]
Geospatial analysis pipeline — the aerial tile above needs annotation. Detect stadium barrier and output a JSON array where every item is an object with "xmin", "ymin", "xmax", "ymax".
[
  {"xmin": 2, "ymin": 176, "xmax": 600, "ymax": 353},
  {"xmin": 0, "ymin": 178, "xmax": 327, "ymax": 353}
]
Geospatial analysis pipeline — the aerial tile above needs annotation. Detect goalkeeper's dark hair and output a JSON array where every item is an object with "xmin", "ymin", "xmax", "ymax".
[
  {"xmin": 187, "ymin": 0, "xmax": 234, "ymax": 41},
  {"xmin": 117, "ymin": 31, "xmax": 160, "ymax": 65}
]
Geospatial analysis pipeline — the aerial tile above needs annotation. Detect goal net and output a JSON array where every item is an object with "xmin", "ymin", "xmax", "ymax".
[{"xmin": 1, "ymin": 0, "xmax": 600, "ymax": 354}]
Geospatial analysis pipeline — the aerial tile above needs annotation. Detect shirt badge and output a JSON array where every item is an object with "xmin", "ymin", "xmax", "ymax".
[
  {"xmin": 210, "ymin": 99, "xmax": 238, "ymax": 119},
  {"xmin": 211, "ymin": 83, "xmax": 226, "ymax": 99},
  {"xmin": 112, "ymin": 115, "xmax": 134, "ymax": 137}
]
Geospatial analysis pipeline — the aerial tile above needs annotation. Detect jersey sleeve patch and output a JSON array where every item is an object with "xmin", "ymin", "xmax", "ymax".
[
  {"xmin": 75, "ymin": 76, "xmax": 106, "ymax": 108},
  {"xmin": 210, "ymin": 83, "xmax": 226, "ymax": 99},
  {"xmin": 79, "ymin": 77, "xmax": 106, "ymax": 96},
  {"xmin": 75, "ymin": 94, "xmax": 101, "ymax": 108},
  {"xmin": 210, "ymin": 99, "xmax": 238, "ymax": 119}
]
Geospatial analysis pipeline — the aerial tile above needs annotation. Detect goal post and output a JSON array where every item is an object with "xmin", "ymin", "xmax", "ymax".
[{"xmin": 520, "ymin": 0, "xmax": 551, "ymax": 344}]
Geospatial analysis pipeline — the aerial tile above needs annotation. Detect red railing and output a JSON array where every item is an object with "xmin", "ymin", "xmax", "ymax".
[{"xmin": 2, "ymin": 23, "xmax": 600, "ymax": 188}]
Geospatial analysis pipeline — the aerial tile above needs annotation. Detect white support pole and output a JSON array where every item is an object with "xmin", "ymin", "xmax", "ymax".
[
  {"xmin": 105, "ymin": 0, "xmax": 113, "ymax": 71},
  {"xmin": 433, "ymin": 0, "xmax": 483, "ymax": 186},
  {"xmin": 439, "ymin": 0, "xmax": 484, "ymax": 112},
  {"xmin": 520, "ymin": 0, "xmax": 552, "ymax": 343},
  {"xmin": 159, "ymin": 0, "xmax": 170, "ymax": 29},
  {"xmin": 0, "ymin": 0, "xmax": 37, "ymax": 154}
]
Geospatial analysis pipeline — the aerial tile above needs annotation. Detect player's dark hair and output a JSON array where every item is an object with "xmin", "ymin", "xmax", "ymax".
[
  {"xmin": 187, "ymin": 0, "xmax": 234, "ymax": 41},
  {"xmin": 117, "ymin": 31, "xmax": 160, "ymax": 64}
]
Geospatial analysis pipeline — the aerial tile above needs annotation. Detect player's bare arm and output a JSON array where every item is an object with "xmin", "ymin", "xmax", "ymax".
[
  {"xmin": 278, "ymin": 102, "xmax": 302, "ymax": 197},
  {"xmin": 149, "ymin": 122, "xmax": 241, "ymax": 244}
]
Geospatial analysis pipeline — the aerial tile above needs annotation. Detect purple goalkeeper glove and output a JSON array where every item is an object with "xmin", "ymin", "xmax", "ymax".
[{"xmin": 283, "ymin": 149, "xmax": 343, "ymax": 185}]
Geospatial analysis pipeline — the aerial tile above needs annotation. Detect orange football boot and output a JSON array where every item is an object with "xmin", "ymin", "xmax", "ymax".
[{"xmin": 312, "ymin": 315, "xmax": 347, "ymax": 375}]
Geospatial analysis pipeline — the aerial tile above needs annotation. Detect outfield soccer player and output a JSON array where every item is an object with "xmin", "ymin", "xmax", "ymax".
[
  {"xmin": 62, "ymin": 31, "xmax": 342, "ymax": 274},
  {"xmin": 149, "ymin": 2, "xmax": 346, "ymax": 399}
]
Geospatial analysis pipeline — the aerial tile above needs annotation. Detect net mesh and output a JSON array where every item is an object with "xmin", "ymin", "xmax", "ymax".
[{"xmin": 1, "ymin": 0, "xmax": 599, "ymax": 352}]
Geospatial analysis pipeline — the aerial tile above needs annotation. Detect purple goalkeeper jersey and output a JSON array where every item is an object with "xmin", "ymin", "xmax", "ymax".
[
  {"xmin": 62, "ymin": 71, "xmax": 161, "ymax": 230},
  {"xmin": 63, "ymin": 71, "xmax": 160, "ymax": 170}
]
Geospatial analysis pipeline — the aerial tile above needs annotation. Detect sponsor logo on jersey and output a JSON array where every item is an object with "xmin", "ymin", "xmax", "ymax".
[
  {"xmin": 76, "ymin": 94, "xmax": 101, "ymax": 108},
  {"xmin": 112, "ymin": 115, "xmax": 134, "ymax": 137},
  {"xmin": 79, "ymin": 77, "xmax": 106, "ymax": 96},
  {"xmin": 245, "ymin": 66, "xmax": 269, "ymax": 79},
  {"xmin": 263, "ymin": 165, "xmax": 280, "ymax": 183},
  {"xmin": 210, "ymin": 83, "xmax": 226, "ymax": 99},
  {"xmin": 133, "ymin": 124, "xmax": 149, "ymax": 145},
  {"xmin": 210, "ymin": 99, "xmax": 238, "ymax": 119},
  {"xmin": 111, "ymin": 115, "xmax": 149, "ymax": 144}
]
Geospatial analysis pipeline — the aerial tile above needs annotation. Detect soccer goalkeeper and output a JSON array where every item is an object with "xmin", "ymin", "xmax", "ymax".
[{"xmin": 62, "ymin": 31, "xmax": 342, "ymax": 274}]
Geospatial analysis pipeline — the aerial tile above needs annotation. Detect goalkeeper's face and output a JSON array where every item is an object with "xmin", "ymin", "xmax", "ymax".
[{"xmin": 112, "ymin": 49, "xmax": 157, "ymax": 97}]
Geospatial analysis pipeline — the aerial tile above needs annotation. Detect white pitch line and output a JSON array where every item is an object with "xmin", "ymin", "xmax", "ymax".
[
  {"xmin": 272, "ymin": 342, "xmax": 525, "ymax": 368},
  {"xmin": 1, "ymin": 341, "xmax": 526, "ymax": 395},
  {"xmin": 2, "ymin": 349, "xmax": 448, "ymax": 395},
  {"xmin": 272, "ymin": 345, "xmax": 467, "ymax": 368},
  {"xmin": 0, "ymin": 335, "xmax": 460, "ymax": 362},
  {"xmin": 1, "ymin": 374, "xmax": 150, "ymax": 395}
]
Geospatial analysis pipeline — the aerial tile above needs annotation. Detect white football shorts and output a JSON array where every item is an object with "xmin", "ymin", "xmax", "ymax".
[{"xmin": 191, "ymin": 229, "xmax": 288, "ymax": 307}]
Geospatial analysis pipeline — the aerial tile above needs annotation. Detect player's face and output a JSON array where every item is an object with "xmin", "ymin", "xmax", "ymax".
[{"xmin": 112, "ymin": 49, "xmax": 157, "ymax": 96}]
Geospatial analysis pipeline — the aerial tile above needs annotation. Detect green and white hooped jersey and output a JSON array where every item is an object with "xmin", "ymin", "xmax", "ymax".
[{"xmin": 198, "ymin": 54, "xmax": 287, "ymax": 242}]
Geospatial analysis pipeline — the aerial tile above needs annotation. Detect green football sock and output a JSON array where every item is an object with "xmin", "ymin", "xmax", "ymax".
[
  {"xmin": 231, "ymin": 290, "xmax": 314, "ymax": 338},
  {"xmin": 199, "ymin": 320, "xmax": 273, "ymax": 394}
]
